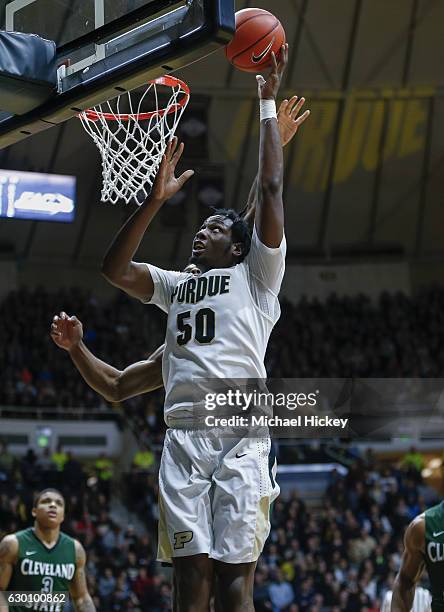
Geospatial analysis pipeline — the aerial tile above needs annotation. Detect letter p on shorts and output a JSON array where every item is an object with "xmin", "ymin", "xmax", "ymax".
[{"xmin": 173, "ymin": 530, "xmax": 194, "ymax": 549}]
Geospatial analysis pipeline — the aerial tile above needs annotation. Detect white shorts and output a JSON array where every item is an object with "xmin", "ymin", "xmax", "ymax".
[{"xmin": 157, "ymin": 427, "xmax": 279, "ymax": 564}]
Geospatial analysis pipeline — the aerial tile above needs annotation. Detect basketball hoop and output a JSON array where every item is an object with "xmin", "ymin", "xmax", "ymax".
[{"xmin": 78, "ymin": 75, "xmax": 190, "ymax": 204}]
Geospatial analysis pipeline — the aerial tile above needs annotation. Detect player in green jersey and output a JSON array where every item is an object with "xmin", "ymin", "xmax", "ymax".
[
  {"xmin": 392, "ymin": 500, "xmax": 444, "ymax": 611},
  {"xmin": 0, "ymin": 488, "xmax": 95, "ymax": 612}
]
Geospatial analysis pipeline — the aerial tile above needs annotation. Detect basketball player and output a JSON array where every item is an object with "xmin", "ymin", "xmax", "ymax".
[
  {"xmin": 391, "ymin": 501, "xmax": 444, "ymax": 611},
  {"xmin": 52, "ymin": 47, "xmax": 307, "ymax": 610},
  {"xmin": 50, "ymin": 89, "xmax": 308, "ymax": 612},
  {"xmin": 49, "ymin": 93, "xmax": 309, "ymax": 403},
  {"xmin": 98, "ymin": 43, "xmax": 289, "ymax": 611},
  {"xmin": 0, "ymin": 489, "xmax": 95, "ymax": 612}
]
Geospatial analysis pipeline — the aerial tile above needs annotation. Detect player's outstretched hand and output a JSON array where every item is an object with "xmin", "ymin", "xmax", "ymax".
[
  {"xmin": 256, "ymin": 43, "xmax": 288, "ymax": 100},
  {"xmin": 51, "ymin": 312, "xmax": 83, "ymax": 351},
  {"xmin": 151, "ymin": 137, "xmax": 194, "ymax": 202},
  {"xmin": 278, "ymin": 95, "xmax": 310, "ymax": 147}
]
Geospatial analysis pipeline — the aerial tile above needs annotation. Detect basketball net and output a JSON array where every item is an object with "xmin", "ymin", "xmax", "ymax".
[{"xmin": 78, "ymin": 76, "xmax": 190, "ymax": 204}]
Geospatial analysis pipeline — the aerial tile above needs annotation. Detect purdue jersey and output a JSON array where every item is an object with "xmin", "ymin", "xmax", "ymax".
[
  {"xmin": 146, "ymin": 227, "xmax": 286, "ymax": 423},
  {"xmin": 8, "ymin": 528, "xmax": 76, "ymax": 611},
  {"xmin": 425, "ymin": 501, "xmax": 444, "ymax": 611}
]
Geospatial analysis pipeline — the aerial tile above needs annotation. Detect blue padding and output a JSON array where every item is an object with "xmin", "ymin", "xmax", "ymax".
[{"xmin": 0, "ymin": 31, "xmax": 57, "ymax": 115}]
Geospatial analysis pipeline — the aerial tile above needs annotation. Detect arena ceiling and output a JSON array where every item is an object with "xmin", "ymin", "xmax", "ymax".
[{"xmin": 1, "ymin": 0, "xmax": 444, "ymax": 272}]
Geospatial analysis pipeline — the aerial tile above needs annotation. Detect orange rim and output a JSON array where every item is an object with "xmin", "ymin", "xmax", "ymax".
[{"xmin": 80, "ymin": 75, "xmax": 190, "ymax": 122}]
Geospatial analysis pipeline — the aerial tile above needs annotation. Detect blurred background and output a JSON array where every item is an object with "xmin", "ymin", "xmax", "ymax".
[{"xmin": 2, "ymin": 0, "xmax": 444, "ymax": 610}]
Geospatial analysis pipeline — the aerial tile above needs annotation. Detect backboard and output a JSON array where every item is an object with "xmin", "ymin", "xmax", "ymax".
[{"xmin": 0, "ymin": 0, "xmax": 234, "ymax": 147}]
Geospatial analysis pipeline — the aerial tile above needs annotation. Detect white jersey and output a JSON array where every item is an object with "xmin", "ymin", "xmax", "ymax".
[
  {"xmin": 145, "ymin": 227, "xmax": 286, "ymax": 424},
  {"xmin": 380, "ymin": 587, "xmax": 432, "ymax": 611}
]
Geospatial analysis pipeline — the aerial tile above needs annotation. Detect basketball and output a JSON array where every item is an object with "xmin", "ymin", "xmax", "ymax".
[{"xmin": 225, "ymin": 8, "xmax": 286, "ymax": 73}]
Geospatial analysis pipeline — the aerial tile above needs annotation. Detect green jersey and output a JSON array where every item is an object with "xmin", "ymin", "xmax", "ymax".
[
  {"xmin": 425, "ymin": 501, "xmax": 444, "ymax": 612},
  {"xmin": 8, "ymin": 528, "xmax": 76, "ymax": 612}
]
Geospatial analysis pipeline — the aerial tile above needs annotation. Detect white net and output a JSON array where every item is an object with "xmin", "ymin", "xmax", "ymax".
[{"xmin": 78, "ymin": 76, "xmax": 190, "ymax": 204}]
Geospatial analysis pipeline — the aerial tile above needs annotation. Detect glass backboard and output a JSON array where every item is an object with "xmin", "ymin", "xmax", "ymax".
[{"xmin": 0, "ymin": 0, "xmax": 234, "ymax": 146}]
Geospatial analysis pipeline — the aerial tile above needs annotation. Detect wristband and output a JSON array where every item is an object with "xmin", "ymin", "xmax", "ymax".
[{"xmin": 259, "ymin": 99, "xmax": 277, "ymax": 121}]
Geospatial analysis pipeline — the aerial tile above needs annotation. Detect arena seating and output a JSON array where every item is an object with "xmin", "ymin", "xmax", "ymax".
[
  {"xmin": 1, "ymin": 286, "xmax": 442, "ymax": 609},
  {"xmin": 0, "ymin": 447, "xmax": 436, "ymax": 610}
]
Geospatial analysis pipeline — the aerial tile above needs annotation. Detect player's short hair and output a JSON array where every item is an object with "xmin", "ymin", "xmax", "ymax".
[
  {"xmin": 33, "ymin": 488, "xmax": 65, "ymax": 507},
  {"xmin": 210, "ymin": 208, "xmax": 251, "ymax": 262}
]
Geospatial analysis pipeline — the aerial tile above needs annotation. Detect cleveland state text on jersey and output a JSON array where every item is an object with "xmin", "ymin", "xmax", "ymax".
[{"xmin": 20, "ymin": 559, "xmax": 75, "ymax": 580}]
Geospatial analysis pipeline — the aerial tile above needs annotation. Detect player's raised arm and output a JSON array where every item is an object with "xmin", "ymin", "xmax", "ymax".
[
  {"xmin": 51, "ymin": 312, "xmax": 164, "ymax": 402},
  {"xmin": 101, "ymin": 137, "xmax": 194, "ymax": 301},
  {"xmin": 0, "ymin": 534, "xmax": 18, "ymax": 609},
  {"xmin": 254, "ymin": 44, "xmax": 288, "ymax": 247},
  {"xmin": 391, "ymin": 515, "xmax": 425, "ymax": 611},
  {"xmin": 240, "ymin": 95, "xmax": 310, "ymax": 227},
  {"xmin": 69, "ymin": 541, "xmax": 96, "ymax": 612}
]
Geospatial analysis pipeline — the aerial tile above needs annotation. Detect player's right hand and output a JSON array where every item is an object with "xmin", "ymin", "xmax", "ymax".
[
  {"xmin": 256, "ymin": 43, "xmax": 288, "ymax": 100},
  {"xmin": 50, "ymin": 312, "xmax": 83, "ymax": 351}
]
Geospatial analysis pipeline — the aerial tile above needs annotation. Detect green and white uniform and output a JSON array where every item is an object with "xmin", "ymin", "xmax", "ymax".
[
  {"xmin": 425, "ymin": 501, "xmax": 444, "ymax": 612},
  {"xmin": 8, "ymin": 528, "xmax": 75, "ymax": 611}
]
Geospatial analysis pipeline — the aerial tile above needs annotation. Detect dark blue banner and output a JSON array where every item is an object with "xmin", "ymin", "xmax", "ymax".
[{"xmin": 0, "ymin": 169, "xmax": 76, "ymax": 222}]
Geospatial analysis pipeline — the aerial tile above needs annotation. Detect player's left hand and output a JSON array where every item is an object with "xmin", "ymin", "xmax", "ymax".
[
  {"xmin": 51, "ymin": 312, "xmax": 83, "ymax": 351},
  {"xmin": 278, "ymin": 96, "xmax": 311, "ymax": 146},
  {"xmin": 150, "ymin": 137, "xmax": 194, "ymax": 203},
  {"xmin": 256, "ymin": 43, "xmax": 288, "ymax": 100}
]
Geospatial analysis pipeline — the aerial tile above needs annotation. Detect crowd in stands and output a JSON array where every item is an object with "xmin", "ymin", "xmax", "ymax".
[
  {"xmin": 1, "ymin": 286, "xmax": 443, "ymax": 609},
  {"xmin": 0, "ymin": 286, "xmax": 168, "ymax": 447},
  {"xmin": 255, "ymin": 454, "xmax": 437, "ymax": 611},
  {"xmin": 268, "ymin": 288, "xmax": 444, "ymax": 378},
  {"xmin": 0, "ymin": 440, "xmax": 437, "ymax": 610},
  {"xmin": 3, "ymin": 285, "xmax": 444, "ymax": 439}
]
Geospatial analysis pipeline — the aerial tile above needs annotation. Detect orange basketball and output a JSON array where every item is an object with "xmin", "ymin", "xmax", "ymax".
[{"xmin": 225, "ymin": 8, "xmax": 286, "ymax": 73}]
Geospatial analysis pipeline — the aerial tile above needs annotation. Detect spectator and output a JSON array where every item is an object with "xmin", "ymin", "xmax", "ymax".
[
  {"xmin": 35, "ymin": 447, "xmax": 58, "ymax": 488},
  {"xmin": 269, "ymin": 569, "xmax": 295, "ymax": 611},
  {"xmin": 295, "ymin": 577, "xmax": 315, "ymax": 610},
  {"xmin": 20, "ymin": 448, "xmax": 38, "ymax": 488},
  {"xmin": 36, "ymin": 447, "xmax": 56, "ymax": 472},
  {"xmin": 349, "ymin": 528, "xmax": 377, "ymax": 564},
  {"xmin": 133, "ymin": 447, "xmax": 155, "ymax": 471},
  {"xmin": 63, "ymin": 451, "xmax": 85, "ymax": 491},
  {"xmin": 94, "ymin": 452, "xmax": 114, "ymax": 498},
  {"xmin": 133, "ymin": 567, "xmax": 153, "ymax": 602},
  {"xmin": 401, "ymin": 446, "xmax": 424, "ymax": 483},
  {"xmin": 98, "ymin": 567, "xmax": 116, "ymax": 601},
  {"xmin": 52, "ymin": 443, "xmax": 68, "ymax": 472},
  {"xmin": 254, "ymin": 569, "xmax": 273, "ymax": 611},
  {"xmin": 0, "ymin": 442, "xmax": 15, "ymax": 482}
]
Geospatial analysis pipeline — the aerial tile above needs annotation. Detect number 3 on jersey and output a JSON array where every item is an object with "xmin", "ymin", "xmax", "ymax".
[{"xmin": 177, "ymin": 308, "xmax": 215, "ymax": 345}]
